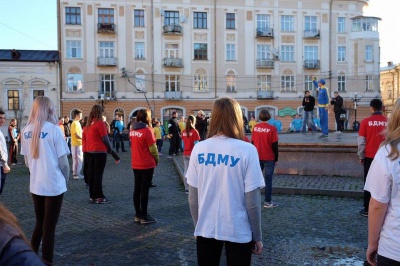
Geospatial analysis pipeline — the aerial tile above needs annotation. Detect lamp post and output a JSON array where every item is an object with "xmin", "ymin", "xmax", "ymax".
[
  {"xmin": 351, "ymin": 94, "xmax": 362, "ymax": 131},
  {"xmin": 98, "ymin": 93, "xmax": 105, "ymax": 108}
]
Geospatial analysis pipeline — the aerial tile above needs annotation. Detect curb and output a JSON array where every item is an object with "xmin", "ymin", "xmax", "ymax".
[{"xmin": 172, "ymin": 156, "xmax": 363, "ymax": 199}]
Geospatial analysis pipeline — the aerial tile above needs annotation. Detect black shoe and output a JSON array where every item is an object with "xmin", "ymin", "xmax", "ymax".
[
  {"xmin": 150, "ymin": 183, "xmax": 156, "ymax": 188},
  {"xmin": 122, "ymin": 150, "xmax": 127, "ymax": 152},
  {"xmin": 140, "ymin": 215, "xmax": 156, "ymax": 224},
  {"xmin": 359, "ymin": 208, "xmax": 368, "ymax": 217}
]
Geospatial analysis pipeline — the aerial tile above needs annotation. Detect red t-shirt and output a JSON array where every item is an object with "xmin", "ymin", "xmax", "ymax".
[
  {"xmin": 182, "ymin": 129, "xmax": 200, "ymax": 156},
  {"xmin": 252, "ymin": 122, "xmax": 279, "ymax": 161},
  {"xmin": 130, "ymin": 127, "xmax": 156, "ymax": 169},
  {"xmin": 84, "ymin": 119, "xmax": 108, "ymax": 152},
  {"xmin": 359, "ymin": 114, "xmax": 387, "ymax": 158}
]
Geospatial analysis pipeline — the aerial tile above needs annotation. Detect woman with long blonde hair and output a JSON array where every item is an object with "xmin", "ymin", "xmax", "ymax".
[
  {"xmin": 187, "ymin": 97, "xmax": 264, "ymax": 265},
  {"xmin": 365, "ymin": 98, "xmax": 400, "ymax": 265},
  {"xmin": 21, "ymin": 96, "xmax": 70, "ymax": 265}
]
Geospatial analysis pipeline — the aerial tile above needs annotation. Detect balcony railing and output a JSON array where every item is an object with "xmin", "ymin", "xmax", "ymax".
[
  {"xmin": 256, "ymin": 27, "xmax": 274, "ymax": 38},
  {"xmin": 226, "ymin": 86, "xmax": 236, "ymax": 93},
  {"xmin": 97, "ymin": 57, "xmax": 117, "ymax": 66},
  {"xmin": 162, "ymin": 58, "xmax": 183, "ymax": 68},
  {"xmin": 303, "ymin": 59, "xmax": 320, "ymax": 69},
  {"xmin": 98, "ymin": 91, "xmax": 115, "ymax": 100},
  {"xmin": 304, "ymin": 29, "xmax": 320, "ymax": 38},
  {"xmin": 163, "ymin": 24, "xmax": 182, "ymax": 35},
  {"xmin": 97, "ymin": 23, "xmax": 116, "ymax": 34},
  {"xmin": 257, "ymin": 90, "xmax": 274, "ymax": 99},
  {"xmin": 165, "ymin": 91, "xmax": 182, "ymax": 100},
  {"xmin": 256, "ymin": 59, "xmax": 274, "ymax": 69}
]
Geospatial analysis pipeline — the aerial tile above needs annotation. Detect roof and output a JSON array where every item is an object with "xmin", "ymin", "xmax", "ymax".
[
  {"xmin": 381, "ymin": 64, "xmax": 397, "ymax": 71},
  {"xmin": 0, "ymin": 49, "xmax": 59, "ymax": 62},
  {"xmin": 350, "ymin": 15, "xmax": 382, "ymax": 21}
]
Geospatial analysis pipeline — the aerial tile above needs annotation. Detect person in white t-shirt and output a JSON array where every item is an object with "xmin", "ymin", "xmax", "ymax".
[
  {"xmin": 186, "ymin": 97, "xmax": 265, "ymax": 265},
  {"xmin": 20, "ymin": 96, "xmax": 70, "ymax": 266},
  {"xmin": 365, "ymin": 98, "xmax": 400, "ymax": 266}
]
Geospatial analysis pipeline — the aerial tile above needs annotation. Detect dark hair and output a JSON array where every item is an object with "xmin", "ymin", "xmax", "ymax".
[
  {"xmin": 370, "ymin": 99, "xmax": 383, "ymax": 112},
  {"xmin": 0, "ymin": 108, "xmax": 5, "ymax": 115},
  {"xmin": 185, "ymin": 115, "xmax": 196, "ymax": 135},
  {"xmin": 172, "ymin": 111, "xmax": 177, "ymax": 116},
  {"xmin": 73, "ymin": 109, "xmax": 82, "ymax": 118},
  {"xmin": 87, "ymin": 105, "xmax": 103, "ymax": 129},
  {"xmin": 136, "ymin": 109, "xmax": 152, "ymax": 127},
  {"xmin": 304, "ymin": 90, "xmax": 310, "ymax": 95},
  {"xmin": 258, "ymin": 109, "xmax": 271, "ymax": 122}
]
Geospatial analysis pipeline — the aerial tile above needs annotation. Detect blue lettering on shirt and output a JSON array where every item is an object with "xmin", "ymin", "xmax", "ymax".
[
  {"xmin": 198, "ymin": 153, "xmax": 240, "ymax": 167},
  {"xmin": 23, "ymin": 131, "xmax": 49, "ymax": 139}
]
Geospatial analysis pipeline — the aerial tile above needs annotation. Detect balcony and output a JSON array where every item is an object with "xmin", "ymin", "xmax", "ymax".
[
  {"xmin": 98, "ymin": 91, "xmax": 115, "ymax": 100},
  {"xmin": 256, "ymin": 27, "xmax": 274, "ymax": 38},
  {"xmin": 162, "ymin": 58, "xmax": 183, "ymax": 68},
  {"xmin": 303, "ymin": 59, "xmax": 320, "ymax": 69},
  {"xmin": 97, "ymin": 57, "xmax": 117, "ymax": 66},
  {"xmin": 164, "ymin": 91, "xmax": 182, "ymax": 100},
  {"xmin": 257, "ymin": 90, "xmax": 274, "ymax": 99},
  {"xmin": 163, "ymin": 24, "xmax": 182, "ymax": 35},
  {"xmin": 97, "ymin": 23, "xmax": 116, "ymax": 34},
  {"xmin": 256, "ymin": 59, "xmax": 274, "ymax": 69},
  {"xmin": 226, "ymin": 86, "xmax": 236, "ymax": 93},
  {"xmin": 304, "ymin": 29, "xmax": 320, "ymax": 38}
]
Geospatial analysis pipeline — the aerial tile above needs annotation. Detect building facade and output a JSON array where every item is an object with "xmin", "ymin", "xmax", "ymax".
[
  {"xmin": 0, "ymin": 49, "xmax": 60, "ymax": 132},
  {"xmin": 58, "ymin": 0, "xmax": 381, "ymax": 130},
  {"xmin": 380, "ymin": 61, "xmax": 400, "ymax": 117}
]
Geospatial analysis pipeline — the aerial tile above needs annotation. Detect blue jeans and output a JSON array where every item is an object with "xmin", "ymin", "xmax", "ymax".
[
  {"xmin": 260, "ymin": 161, "xmax": 275, "ymax": 202},
  {"xmin": 301, "ymin": 111, "xmax": 316, "ymax": 133},
  {"xmin": 319, "ymin": 107, "xmax": 329, "ymax": 135},
  {"xmin": 0, "ymin": 166, "xmax": 6, "ymax": 195}
]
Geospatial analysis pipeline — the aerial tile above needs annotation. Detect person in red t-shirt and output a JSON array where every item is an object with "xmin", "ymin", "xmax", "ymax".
[
  {"xmin": 252, "ymin": 109, "xmax": 279, "ymax": 208},
  {"xmin": 357, "ymin": 99, "xmax": 387, "ymax": 217},
  {"xmin": 130, "ymin": 108, "xmax": 159, "ymax": 224},
  {"xmin": 181, "ymin": 115, "xmax": 200, "ymax": 193},
  {"xmin": 83, "ymin": 105, "xmax": 117, "ymax": 204}
]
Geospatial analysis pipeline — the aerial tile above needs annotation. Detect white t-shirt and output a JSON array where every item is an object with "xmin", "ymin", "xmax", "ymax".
[
  {"xmin": 365, "ymin": 144, "xmax": 400, "ymax": 262},
  {"xmin": 186, "ymin": 135, "xmax": 265, "ymax": 243},
  {"xmin": 21, "ymin": 121, "xmax": 70, "ymax": 196},
  {"xmin": 0, "ymin": 130, "xmax": 8, "ymax": 167}
]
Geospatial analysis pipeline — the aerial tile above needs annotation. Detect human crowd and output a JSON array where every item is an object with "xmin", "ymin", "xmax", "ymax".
[{"xmin": 0, "ymin": 92, "xmax": 399, "ymax": 265}]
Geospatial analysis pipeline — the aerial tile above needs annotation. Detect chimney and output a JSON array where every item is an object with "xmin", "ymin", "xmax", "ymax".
[
  {"xmin": 388, "ymin": 61, "xmax": 393, "ymax": 66},
  {"xmin": 11, "ymin": 49, "xmax": 21, "ymax": 59}
]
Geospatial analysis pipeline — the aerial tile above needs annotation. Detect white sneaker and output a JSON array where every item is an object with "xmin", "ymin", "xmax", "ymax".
[
  {"xmin": 334, "ymin": 131, "xmax": 342, "ymax": 134},
  {"xmin": 73, "ymin": 175, "xmax": 84, "ymax": 180},
  {"xmin": 263, "ymin": 202, "xmax": 278, "ymax": 208}
]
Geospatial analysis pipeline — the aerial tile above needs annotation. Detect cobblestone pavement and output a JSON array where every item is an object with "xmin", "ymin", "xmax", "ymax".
[{"xmin": 0, "ymin": 142, "xmax": 368, "ymax": 266}]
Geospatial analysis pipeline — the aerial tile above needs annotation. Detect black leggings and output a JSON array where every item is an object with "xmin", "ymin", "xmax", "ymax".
[
  {"xmin": 133, "ymin": 168, "xmax": 154, "ymax": 217},
  {"xmin": 31, "ymin": 193, "xmax": 64, "ymax": 266},
  {"xmin": 87, "ymin": 152, "xmax": 107, "ymax": 199}
]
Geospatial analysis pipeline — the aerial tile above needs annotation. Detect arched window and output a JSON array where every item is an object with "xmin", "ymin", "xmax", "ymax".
[
  {"xmin": 281, "ymin": 69, "xmax": 295, "ymax": 92},
  {"xmin": 194, "ymin": 68, "xmax": 208, "ymax": 92},
  {"xmin": 28, "ymin": 78, "xmax": 48, "ymax": 100},
  {"xmin": 2, "ymin": 79, "xmax": 23, "ymax": 111},
  {"xmin": 67, "ymin": 66, "xmax": 83, "ymax": 92}
]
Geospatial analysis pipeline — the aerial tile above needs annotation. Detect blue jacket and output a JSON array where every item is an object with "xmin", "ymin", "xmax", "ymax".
[
  {"xmin": 0, "ymin": 223, "xmax": 45, "ymax": 266},
  {"xmin": 313, "ymin": 80, "xmax": 329, "ymax": 107}
]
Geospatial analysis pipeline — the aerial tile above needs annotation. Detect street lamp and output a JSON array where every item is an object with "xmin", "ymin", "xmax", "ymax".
[
  {"xmin": 98, "ymin": 93, "xmax": 105, "ymax": 108},
  {"xmin": 351, "ymin": 94, "xmax": 362, "ymax": 131}
]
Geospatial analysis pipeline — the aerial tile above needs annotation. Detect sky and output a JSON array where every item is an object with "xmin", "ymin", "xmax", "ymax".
[{"xmin": 0, "ymin": 0, "xmax": 399, "ymax": 67}]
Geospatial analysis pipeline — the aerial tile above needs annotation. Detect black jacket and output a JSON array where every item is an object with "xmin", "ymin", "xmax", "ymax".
[
  {"xmin": 302, "ymin": 96, "xmax": 315, "ymax": 111},
  {"xmin": 331, "ymin": 95, "xmax": 344, "ymax": 113},
  {"xmin": 168, "ymin": 117, "xmax": 180, "ymax": 135},
  {"xmin": 195, "ymin": 116, "xmax": 208, "ymax": 140},
  {"xmin": 0, "ymin": 223, "xmax": 45, "ymax": 266}
]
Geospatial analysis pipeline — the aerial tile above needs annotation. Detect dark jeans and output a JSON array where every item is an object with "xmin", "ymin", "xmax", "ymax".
[
  {"xmin": 260, "ymin": 160, "xmax": 275, "ymax": 202},
  {"xmin": 363, "ymin": 157, "xmax": 374, "ymax": 210},
  {"xmin": 133, "ymin": 168, "xmax": 154, "ymax": 217},
  {"xmin": 0, "ymin": 166, "xmax": 6, "ymax": 195},
  {"xmin": 334, "ymin": 111, "xmax": 342, "ymax": 131},
  {"xmin": 116, "ymin": 133, "xmax": 125, "ymax": 151},
  {"xmin": 31, "ymin": 193, "xmax": 64, "ymax": 265},
  {"xmin": 83, "ymin": 152, "xmax": 88, "ymax": 184},
  {"xmin": 169, "ymin": 134, "xmax": 180, "ymax": 156},
  {"xmin": 196, "ymin": 236, "xmax": 253, "ymax": 266},
  {"xmin": 87, "ymin": 153, "xmax": 107, "ymax": 199},
  {"xmin": 156, "ymin": 139, "xmax": 163, "ymax": 152},
  {"xmin": 9, "ymin": 142, "xmax": 18, "ymax": 164},
  {"xmin": 377, "ymin": 254, "xmax": 400, "ymax": 265}
]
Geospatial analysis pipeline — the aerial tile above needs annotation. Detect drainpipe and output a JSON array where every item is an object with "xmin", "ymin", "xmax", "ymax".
[
  {"xmin": 214, "ymin": 0, "xmax": 217, "ymax": 98},
  {"xmin": 151, "ymin": 0, "xmax": 155, "ymax": 101},
  {"xmin": 329, "ymin": 0, "xmax": 333, "ymax": 95},
  {"xmin": 57, "ymin": 0, "xmax": 62, "ymax": 115}
]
